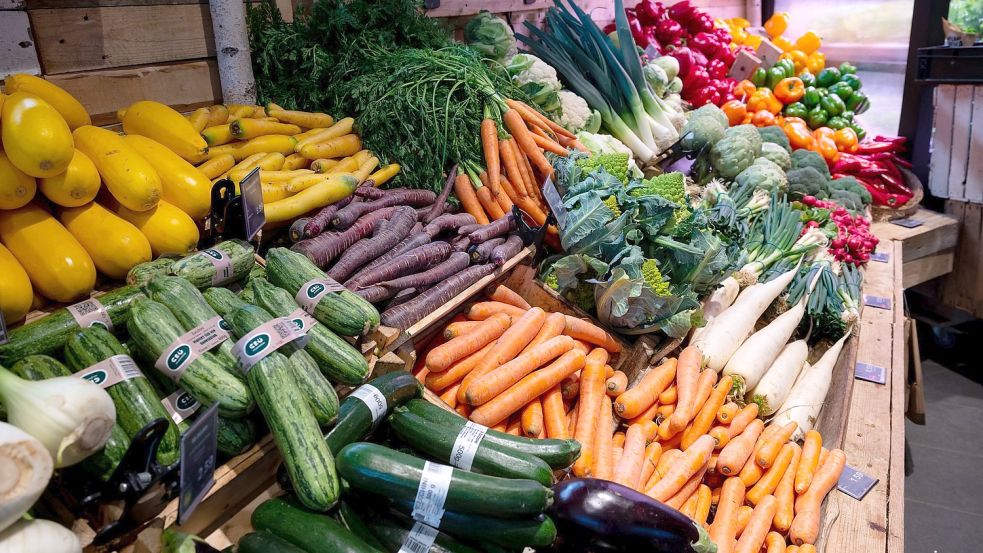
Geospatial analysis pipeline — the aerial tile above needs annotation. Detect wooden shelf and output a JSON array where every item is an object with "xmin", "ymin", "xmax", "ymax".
[{"xmin": 871, "ymin": 207, "xmax": 959, "ymax": 288}]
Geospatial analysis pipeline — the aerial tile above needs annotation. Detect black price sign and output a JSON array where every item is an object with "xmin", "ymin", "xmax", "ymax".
[
  {"xmin": 178, "ymin": 403, "xmax": 219, "ymax": 525},
  {"xmin": 891, "ymin": 217, "xmax": 923, "ymax": 228},
  {"xmin": 837, "ymin": 465, "xmax": 878, "ymax": 500},
  {"xmin": 240, "ymin": 167, "xmax": 266, "ymax": 241},
  {"xmin": 540, "ymin": 176, "xmax": 568, "ymax": 230},
  {"xmin": 0, "ymin": 309, "xmax": 7, "ymax": 346}
]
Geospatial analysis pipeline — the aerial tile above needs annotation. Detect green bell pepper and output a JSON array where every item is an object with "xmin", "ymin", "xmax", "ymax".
[
  {"xmin": 784, "ymin": 102, "xmax": 809, "ymax": 118},
  {"xmin": 776, "ymin": 59, "xmax": 795, "ymax": 78},
  {"xmin": 845, "ymin": 90, "xmax": 869, "ymax": 114},
  {"xmin": 849, "ymin": 121, "xmax": 867, "ymax": 140},
  {"xmin": 799, "ymin": 71, "xmax": 816, "ymax": 88},
  {"xmin": 826, "ymin": 116, "xmax": 848, "ymax": 130},
  {"xmin": 820, "ymin": 94, "xmax": 846, "ymax": 116},
  {"xmin": 841, "ymin": 110, "xmax": 855, "ymax": 121},
  {"xmin": 828, "ymin": 81, "xmax": 855, "ymax": 101},
  {"xmin": 807, "ymin": 106, "xmax": 828, "ymax": 129},
  {"xmin": 751, "ymin": 68, "xmax": 768, "ymax": 88},
  {"xmin": 839, "ymin": 62, "xmax": 858, "ymax": 75},
  {"xmin": 766, "ymin": 66, "xmax": 788, "ymax": 90},
  {"xmin": 802, "ymin": 87, "xmax": 821, "ymax": 108},
  {"xmin": 816, "ymin": 67, "xmax": 842, "ymax": 88},
  {"xmin": 840, "ymin": 73, "xmax": 862, "ymax": 90}
]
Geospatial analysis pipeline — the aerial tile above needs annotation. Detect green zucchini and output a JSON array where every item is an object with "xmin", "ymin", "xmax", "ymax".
[
  {"xmin": 405, "ymin": 399, "xmax": 580, "ymax": 470},
  {"xmin": 326, "ymin": 371, "xmax": 421, "ymax": 454},
  {"xmin": 64, "ymin": 326, "xmax": 181, "ymax": 466},
  {"xmin": 251, "ymin": 497, "xmax": 380, "ymax": 553},
  {"xmin": 0, "ymin": 286, "xmax": 145, "ymax": 365},
  {"xmin": 126, "ymin": 256, "xmax": 177, "ymax": 288},
  {"xmin": 389, "ymin": 407, "xmax": 552, "ymax": 486},
  {"xmin": 336, "ymin": 443, "xmax": 553, "ymax": 517},
  {"xmin": 10, "ymin": 354, "xmax": 130, "ymax": 481},
  {"xmin": 127, "ymin": 298, "xmax": 254, "ymax": 418},
  {"xmin": 237, "ymin": 531, "xmax": 308, "ymax": 553},
  {"xmin": 226, "ymin": 305, "xmax": 339, "ymax": 511},
  {"xmin": 202, "ymin": 286, "xmax": 247, "ymax": 319},
  {"xmin": 348, "ymin": 501, "xmax": 481, "ymax": 553},
  {"xmin": 390, "ymin": 501, "xmax": 557, "ymax": 549},
  {"xmin": 265, "ymin": 248, "xmax": 379, "ymax": 336},
  {"xmin": 336, "ymin": 500, "xmax": 388, "ymax": 552},
  {"xmin": 245, "ymin": 278, "xmax": 369, "ymax": 385},
  {"xmin": 170, "ymin": 239, "xmax": 256, "ymax": 290}
]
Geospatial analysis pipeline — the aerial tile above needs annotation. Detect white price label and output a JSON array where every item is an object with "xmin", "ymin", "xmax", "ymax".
[
  {"xmin": 76, "ymin": 355, "xmax": 144, "ymax": 389},
  {"xmin": 411, "ymin": 461, "xmax": 454, "ymax": 527},
  {"xmin": 398, "ymin": 522, "xmax": 439, "ymax": 553},
  {"xmin": 349, "ymin": 384, "xmax": 387, "ymax": 427},
  {"xmin": 449, "ymin": 421, "xmax": 487, "ymax": 471}
]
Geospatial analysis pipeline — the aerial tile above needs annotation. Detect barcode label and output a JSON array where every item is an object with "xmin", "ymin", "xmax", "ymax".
[
  {"xmin": 412, "ymin": 461, "xmax": 453, "ymax": 527},
  {"xmin": 77, "ymin": 354, "xmax": 144, "ymax": 389},
  {"xmin": 295, "ymin": 278, "xmax": 346, "ymax": 315},
  {"xmin": 449, "ymin": 421, "xmax": 487, "ymax": 471},
  {"xmin": 349, "ymin": 384, "xmax": 387, "ymax": 427},
  {"xmin": 67, "ymin": 297, "xmax": 113, "ymax": 332},
  {"xmin": 398, "ymin": 522, "xmax": 439, "ymax": 553},
  {"xmin": 231, "ymin": 316, "xmax": 308, "ymax": 374}
]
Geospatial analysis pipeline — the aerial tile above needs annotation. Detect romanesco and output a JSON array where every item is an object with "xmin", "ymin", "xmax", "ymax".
[
  {"xmin": 565, "ymin": 285, "xmax": 597, "ymax": 313},
  {"xmin": 631, "ymin": 172, "xmax": 687, "ymax": 205},
  {"xmin": 642, "ymin": 259, "xmax": 672, "ymax": 296},
  {"xmin": 543, "ymin": 271, "xmax": 559, "ymax": 290},
  {"xmin": 603, "ymin": 195, "xmax": 622, "ymax": 218},
  {"xmin": 575, "ymin": 153, "xmax": 630, "ymax": 183}
]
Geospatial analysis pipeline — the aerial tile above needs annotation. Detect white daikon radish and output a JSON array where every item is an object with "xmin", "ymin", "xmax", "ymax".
[
  {"xmin": 771, "ymin": 331, "xmax": 852, "ymax": 441},
  {"xmin": 0, "ymin": 422, "xmax": 53, "ymax": 533},
  {"xmin": 690, "ymin": 276, "xmax": 740, "ymax": 343},
  {"xmin": 746, "ymin": 339, "xmax": 809, "ymax": 416},
  {"xmin": 723, "ymin": 297, "xmax": 807, "ymax": 395},
  {"xmin": 692, "ymin": 267, "xmax": 799, "ymax": 372},
  {"xmin": 0, "ymin": 518, "xmax": 81, "ymax": 553}
]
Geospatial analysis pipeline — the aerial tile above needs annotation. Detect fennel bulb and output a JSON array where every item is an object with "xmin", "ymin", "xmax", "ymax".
[
  {"xmin": 0, "ymin": 422, "xmax": 52, "ymax": 533},
  {"xmin": 0, "ymin": 519, "xmax": 80, "ymax": 553}
]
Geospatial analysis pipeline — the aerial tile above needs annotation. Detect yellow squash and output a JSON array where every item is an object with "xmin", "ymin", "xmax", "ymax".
[
  {"xmin": 265, "ymin": 173, "xmax": 359, "ymax": 226},
  {"xmin": 202, "ymin": 124, "xmax": 235, "ymax": 147},
  {"xmin": 206, "ymin": 105, "xmax": 229, "ymax": 126},
  {"xmin": 0, "ymin": 242, "xmax": 33, "ymax": 324},
  {"xmin": 114, "ymin": 200, "xmax": 199, "ymax": 256},
  {"xmin": 186, "ymin": 107, "xmax": 211, "ymax": 133},
  {"xmin": 73, "ymin": 125, "xmax": 162, "ymax": 212},
  {"xmin": 1, "ymin": 93, "xmax": 74, "ymax": 178},
  {"xmin": 0, "ymin": 150, "xmax": 37, "ymax": 210},
  {"xmin": 196, "ymin": 154, "xmax": 235, "ymax": 180},
  {"xmin": 3, "ymin": 74, "xmax": 91, "ymax": 130},
  {"xmin": 124, "ymin": 134, "xmax": 211, "ymax": 220},
  {"xmin": 38, "ymin": 149, "xmax": 100, "ymax": 207},
  {"xmin": 0, "ymin": 202, "xmax": 95, "ymax": 302},
  {"xmin": 121, "ymin": 100, "xmax": 208, "ymax": 162},
  {"xmin": 60, "ymin": 201, "xmax": 151, "ymax": 279}
]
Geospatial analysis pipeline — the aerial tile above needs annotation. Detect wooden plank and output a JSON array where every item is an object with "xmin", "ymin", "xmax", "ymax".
[
  {"xmin": 929, "ymin": 85, "xmax": 955, "ymax": 198},
  {"xmin": 26, "ymin": 0, "xmax": 204, "ymax": 6},
  {"xmin": 0, "ymin": 11, "xmax": 41, "ymax": 78},
  {"xmin": 901, "ymin": 249, "xmax": 954, "ymax": 288},
  {"xmin": 966, "ymin": 86, "xmax": 983, "ymax": 203},
  {"xmin": 0, "ymin": 0, "xmax": 25, "ymax": 9},
  {"xmin": 869, "ymin": 207, "xmax": 959, "ymax": 262},
  {"xmin": 886, "ymin": 241, "xmax": 906, "ymax": 553},
  {"xmin": 44, "ymin": 60, "xmax": 222, "ymax": 126},
  {"xmin": 29, "ymin": 5, "xmax": 215, "ymax": 74},
  {"xmin": 941, "ymin": 200, "xmax": 983, "ymax": 317},
  {"xmin": 947, "ymin": 85, "xmax": 974, "ymax": 200},
  {"xmin": 425, "ymin": 0, "xmax": 551, "ymax": 17}
]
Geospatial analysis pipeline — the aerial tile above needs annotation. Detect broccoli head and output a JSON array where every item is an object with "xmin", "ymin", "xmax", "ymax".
[
  {"xmin": 790, "ymin": 149, "xmax": 831, "ymax": 179},
  {"xmin": 734, "ymin": 157, "xmax": 788, "ymax": 194},
  {"xmin": 642, "ymin": 259, "xmax": 672, "ymax": 297},
  {"xmin": 575, "ymin": 152, "xmax": 630, "ymax": 183},
  {"xmin": 831, "ymin": 189, "xmax": 864, "ymax": 211},
  {"xmin": 724, "ymin": 124, "xmax": 763, "ymax": 157},
  {"xmin": 829, "ymin": 176, "xmax": 872, "ymax": 206},
  {"xmin": 760, "ymin": 142, "xmax": 792, "ymax": 171},
  {"xmin": 758, "ymin": 125, "xmax": 791, "ymax": 153},
  {"xmin": 710, "ymin": 135, "xmax": 757, "ymax": 180},
  {"xmin": 787, "ymin": 166, "xmax": 829, "ymax": 200},
  {"xmin": 631, "ymin": 172, "xmax": 687, "ymax": 205}
]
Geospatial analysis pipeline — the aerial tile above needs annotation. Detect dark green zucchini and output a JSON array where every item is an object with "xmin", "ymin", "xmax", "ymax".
[
  {"xmin": 326, "ymin": 371, "xmax": 421, "ymax": 454},
  {"xmin": 10, "ymin": 354, "xmax": 130, "ymax": 481},
  {"xmin": 170, "ymin": 239, "xmax": 256, "ymax": 289},
  {"xmin": 237, "ymin": 531, "xmax": 308, "ymax": 553},
  {"xmin": 126, "ymin": 256, "xmax": 177, "ymax": 288},
  {"xmin": 405, "ymin": 399, "xmax": 580, "ymax": 470},
  {"xmin": 336, "ymin": 443, "xmax": 553, "ymax": 517},
  {"xmin": 0, "ymin": 286, "xmax": 145, "ymax": 365},
  {"xmin": 348, "ymin": 500, "xmax": 481, "ymax": 553},
  {"xmin": 390, "ymin": 501, "xmax": 557, "ymax": 549},
  {"xmin": 265, "ymin": 248, "xmax": 379, "ymax": 336},
  {"xmin": 250, "ymin": 497, "xmax": 381, "ymax": 553},
  {"xmin": 389, "ymin": 407, "xmax": 552, "ymax": 486},
  {"xmin": 127, "ymin": 298, "xmax": 253, "ymax": 418},
  {"xmin": 226, "ymin": 305, "xmax": 338, "ymax": 511},
  {"xmin": 64, "ymin": 326, "xmax": 180, "ymax": 466},
  {"xmin": 336, "ymin": 500, "xmax": 388, "ymax": 552}
]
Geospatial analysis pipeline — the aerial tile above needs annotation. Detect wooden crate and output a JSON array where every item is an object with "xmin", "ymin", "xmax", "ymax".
[
  {"xmin": 870, "ymin": 207, "xmax": 959, "ymax": 289},
  {"xmin": 927, "ymin": 84, "xmax": 983, "ymax": 203},
  {"xmin": 939, "ymin": 200, "xmax": 983, "ymax": 318}
]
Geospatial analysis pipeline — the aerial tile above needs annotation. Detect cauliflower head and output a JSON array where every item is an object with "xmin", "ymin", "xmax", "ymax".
[
  {"xmin": 507, "ymin": 54, "xmax": 561, "ymax": 89},
  {"xmin": 557, "ymin": 90, "xmax": 601, "ymax": 133}
]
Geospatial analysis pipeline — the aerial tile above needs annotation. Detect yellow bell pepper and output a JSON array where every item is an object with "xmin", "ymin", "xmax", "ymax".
[
  {"xmin": 764, "ymin": 12, "xmax": 789, "ymax": 38},
  {"xmin": 806, "ymin": 51, "xmax": 826, "ymax": 74},
  {"xmin": 731, "ymin": 27, "xmax": 749, "ymax": 45},
  {"xmin": 794, "ymin": 31, "xmax": 822, "ymax": 54},
  {"xmin": 772, "ymin": 35, "xmax": 794, "ymax": 52},
  {"xmin": 743, "ymin": 33, "xmax": 763, "ymax": 49},
  {"xmin": 729, "ymin": 17, "xmax": 751, "ymax": 29},
  {"xmin": 787, "ymin": 49, "xmax": 809, "ymax": 73}
]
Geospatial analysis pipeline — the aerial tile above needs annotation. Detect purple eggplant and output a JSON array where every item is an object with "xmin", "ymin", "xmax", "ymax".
[{"xmin": 548, "ymin": 479, "xmax": 716, "ymax": 553}]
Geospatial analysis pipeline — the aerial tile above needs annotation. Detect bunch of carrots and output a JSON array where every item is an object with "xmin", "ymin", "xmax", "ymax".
[
  {"xmin": 414, "ymin": 283, "xmax": 845, "ymax": 553},
  {"xmin": 456, "ymin": 100, "xmax": 586, "ymax": 238}
]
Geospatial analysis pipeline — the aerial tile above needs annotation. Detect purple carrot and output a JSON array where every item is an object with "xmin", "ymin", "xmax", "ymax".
[
  {"xmin": 470, "ymin": 237, "xmax": 505, "ymax": 263},
  {"xmin": 302, "ymin": 195, "xmax": 356, "ymax": 238},
  {"xmin": 345, "ymin": 232, "xmax": 430, "ymax": 284},
  {"xmin": 381, "ymin": 264, "xmax": 497, "ymax": 330},
  {"xmin": 456, "ymin": 223, "xmax": 482, "ymax": 236},
  {"xmin": 377, "ymin": 251, "xmax": 470, "ymax": 291},
  {"xmin": 423, "ymin": 164, "xmax": 458, "ymax": 224},
  {"xmin": 424, "ymin": 213, "xmax": 477, "ymax": 238},
  {"xmin": 468, "ymin": 213, "xmax": 516, "ymax": 244},
  {"xmin": 491, "ymin": 235, "xmax": 523, "ymax": 266},
  {"xmin": 353, "ymin": 286, "xmax": 400, "ymax": 304},
  {"xmin": 383, "ymin": 288, "xmax": 420, "ymax": 311},
  {"xmin": 346, "ymin": 242, "xmax": 452, "ymax": 289},
  {"xmin": 333, "ymin": 190, "xmax": 437, "ymax": 229},
  {"xmin": 354, "ymin": 186, "xmax": 412, "ymax": 200},
  {"xmin": 451, "ymin": 235, "xmax": 471, "ymax": 252},
  {"xmin": 289, "ymin": 217, "xmax": 312, "ymax": 243},
  {"xmin": 327, "ymin": 207, "xmax": 417, "ymax": 282},
  {"xmin": 292, "ymin": 206, "xmax": 397, "ymax": 267}
]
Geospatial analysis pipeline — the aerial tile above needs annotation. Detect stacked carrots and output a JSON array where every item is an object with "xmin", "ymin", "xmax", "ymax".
[{"xmin": 415, "ymin": 283, "xmax": 846, "ymax": 553}]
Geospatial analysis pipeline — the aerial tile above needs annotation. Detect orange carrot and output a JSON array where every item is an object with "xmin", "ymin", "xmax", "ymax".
[
  {"xmin": 680, "ymin": 489, "xmax": 700, "ymax": 519},
  {"xmin": 764, "ymin": 531, "xmax": 787, "ymax": 553},
  {"xmin": 470, "ymin": 349, "xmax": 587, "ymax": 427},
  {"xmin": 456, "ymin": 403, "xmax": 472, "ymax": 418},
  {"xmin": 725, "ymin": 404, "xmax": 760, "ymax": 439},
  {"xmin": 454, "ymin": 173, "xmax": 489, "ymax": 225},
  {"xmin": 571, "ymin": 340, "xmax": 592, "ymax": 355},
  {"xmin": 798, "ymin": 545, "xmax": 815, "ymax": 553},
  {"xmin": 626, "ymin": 401, "xmax": 661, "ymax": 425},
  {"xmin": 506, "ymin": 416, "xmax": 522, "ymax": 436},
  {"xmin": 658, "ymin": 385, "xmax": 678, "ymax": 405},
  {"xmin": 521, "ymin": 398, "xmax": 544, "ymax": 438},
  {"xmin": 571, "ymin": 348, "xmax": 610, "ymax": 476},
  {"xmin": 511, "ymin": 138, "xmax": 536, "ymax": 197},
  {"xmin": 709, "ymin": 476, "xmax": 746, "ymax": 553},
  {"xmin": 734, "ymin": 494, "xmax": 778, "ymax": 553},
  {"xmin": 647, "ymin": 435, "xmax": 715, "ymax": 501},
  {"xmin": 667, "ymin": 368, "xmax": 715, "ymax": 441},
  {"xmin": 612, "ymin": 431, "xmax": 626, "ymax": 448},
  {"xmin": 464, "ymin": 307, "xmax": 546, "ymax": 390},
  {"xmin": 613, "ymin": 423, "xmax": 647, "ymax": 488},
  {"xmin": 486, "ymin": 284, "xmax": 531, "ymax": 310},
  {"xmin": 506, "ymin": 99, "xmax": 576, "ymax": 140},
  {"xmin": 560, "ymin": 373, "xmax": 580, "ymax": 400},
  {"xmin": 638, "ymin": 442, "xmax": 663, "ymax": 490},
  {"xmin": 717, "ymin": 419, "xmax": 764, "ymax": 476},
  {"xmin": 734, "ymin": 505, "xmax": 754, "ymax": 538},
  {"xmin": 773, "ymin": 442, "xmax": 802, "ymax": 533},
  {"xmin": 521, "ymin": 312, "xmax": 566, "ymax": 354},
  {"xmin": 818, "ymin": 447, "xmax": 830, "ymax": 469},
  {"xmin": 591, "ymin": 395, "xmax": 615, "ymax": 479},
  {"xmin": 465, "ymin": 335, "xmax": 575, "ymax": 406},
  {"xmin": 717, "ymin": 401, "xmax": 739, "ymax": 424},
  {"xmin": 612, "ymin": 446, "xmax": 623, "ymax": 468},
  {"xmin": 481, "ymin": 118, "xmax": 501, "ymax": 195},
  {"xmin": 786, "ymin": 547, "xmax": 799, "ymax": 553},
  {"xmin": 426, "ymin": 313, "xmax": 510, "ymax": 372},
  {"xmin": 443, "ymin": 320, "xmax": 483, "ymax": 340},
  {"xmin": 756, "ymin": 421, "xmax": 798, "ymax": 468},
  {"xmin": 656, "ymin": 403, "xmax": 675, "ymax": 421},
  {"xmin": 790, "ymin": 450, "xmax": 846, "ymax": 545},
  {"xmin": 499, "ymin": 139, "xmax": 528, "ymax": 199},
  {"xmin": 694, "ymin": 484, "xmax": 713, "ymax": 527},
  {"xmin": 467, "ymin": 301, "xmax": 526, "ymax": 321},
  {"xmin": 491, "ymin": 420, "xmax": 508, "ymax": 432},
  {"xmin": 542, "ymin": 385, "xmax": 568, "ymax": 439},
  {"xmin": 531, "ymin": 132, "xmax": 568, "ymax": 156},
  {"xmin": 426, "ymin": 341, "xmax": 494, "ymax": 392},
  {"xmin": 493, "ymin": 187, "xmax": 514, "ymax": 214},
  {"xmin": 748, "ymin": 443, "xmax": 796, "ymax": 505},
  {"xmin": 709, "ymin": 426, "xmax": 731, "ymax": 450},
  {"xmin": 415, "ymin": 365, "xmax": 430, "ymax": 383},
  {"xmin": 645, "ymin": 448, "xmax": 682, "ymax": 490},
  {"xmin": 682, "ymin": 375, "xmax": 733, "ymax": 449},
  {"xmin": 564, "ymin": 315, "xmax": 622, "ymax": 352},
  {"xmin": 615, "ymin": 358, "xmax": 676, "ymax": 418},
  {"xmin": 666, "ymin": 465, "xmax": 708, "ymax": 509},
  {"xmin": 668, "ymin": 345, "xmax": 705, "ymax": 435},
  {"xmin": 634, "ymin": 419, "xmax": 659, "ymax": 443},
  {"xmin": 566, "ymin": 402, "xmax": 579, "ymax": 436},
  {"xmin": 605, "ymin": 371, "xmax": 628, "ymax": 397},
  {"xmin": 476, "ymin": 184, "xmax": 506, "ymax": 220},
  {"xmin": 439, "ymin": 383, "xmax": 461, "ymax": 409},
  {"xmin": 504, "ymin": 109, "xmax": 553, "ymax": 177},
  {"xmin": 795, "ymin": 430, "xmax": 823, "ymax": 495},
  {"xmin": 738, "ymin": 424, "xmax": 781, "ymax": 487}
]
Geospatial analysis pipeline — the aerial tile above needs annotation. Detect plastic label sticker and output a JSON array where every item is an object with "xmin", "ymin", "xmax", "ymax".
[
  {"xmin": 870, "ymin": 251, "xmax": 889, "ymax": 263},
  {"xmin": 412, "ymin": 461, "xmax": 454, "ymax": 527},
  {"xmin": 76, "ymin": 355, "xmax": 143, "ymax": 389},
  {"xmin": 540, "ymin": 176, "xmax": 569, "ymax": 230},
  {"xmin": 449, "ymin": 421, "xmax": 488, "ymax": 471},
  {"xmin": 67, "ymin": 297, "xmax": 114, "ymax": 332},
  {"xmin": 863, "ymin": 295, "xmax": 891, "ymax": 310},
  {"xmin": 295, "ymin": 278, "xmax": 347, "ymax": 315},
  {"xmin": 349, "ymin": 384, "xmax": 387, "ymax": 427},
  {"xmin": 837, "ymin": 464, "xmax": 878, "ymax": 500},
  {"xmin": 398, "ymin": 522, "xmax": 440, "ymax": 553},
  {"xmin": 231, "ymin": 317, "xmax": 308, "ymax": 374},
  {"xmin": 197, "ymin": 248, "xmax": 235, "ymax": 286},
  {"xmin": 286, "ymin": 307, "xmax": 319, "ymax": 334},
  {"xmin": 161, "ymin": 389, "xmax": 201, "ymax": 425},
  {"xmin": 179, "ymin": 403, "xmax": 219, "ymax": 524},
  {"xmin": 855, "ymin": 362, "xmax": 887, "ymax": 385},
  {"xmin": 155, "ymin": 316, "xmax": 232, "ymax": 382}
]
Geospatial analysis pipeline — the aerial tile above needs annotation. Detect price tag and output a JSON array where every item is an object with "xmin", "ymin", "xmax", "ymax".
[
  {"xmin": 0, "ymin": 310, "xmax": 7, "ymax": 346},
  {"xmin": 855, "ymin": 362, "xmax": 887, "ymax": 385},
  {"xmin": 644, "ymin": 44, "xmax": 660, "ymax": 60},
  {"xmin": 161, "ymin": 389, "xmax": 201, "ymax": 425},
  {"xmin": 870, "ymin": 251, "xmax": 889, "ymax": 263},
  {"xmin": 541, "ymin": 176, "xmax": 568, "ymax": 230},
  {"xmin": 76, "ymin": 355, "xmax": 144, "ymax": 389},
  {"xmin": 178, "ymin": 403, "xmax": 219, "ymax": 525},
  {"xmin": 837, "ymin": 465, "xmax": 878, "ymax": 500},
  {"xmin": 398, "ymin": 522, "xmax": 440, "ymax": 553},
  {"xmin": 891, "ymin": 217, "xmax": 923, "ymax": 228},
  {"xmin": 412, "ymin": 461, "xmax": 453, "ymax": 527},
  {"xmin": 295, "ymin": 278, "xmax": 347, "ymax": 315},
  {"xmin": 449, "ymin": 421, "xmax": 487, "ymax": 471},
  {"xmin": 349, "ymin": 384, "xmax": 388, "ymax": 428},
  {"xmin": 863, "ymin": 295, "xmax": 892, "ymax": 310},
  {"xmin": 239, "ymin": 167, "xmax": 266, "ymax": 241}
]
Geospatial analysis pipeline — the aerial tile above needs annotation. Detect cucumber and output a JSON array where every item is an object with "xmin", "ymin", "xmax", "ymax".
[
  {"xmin": 146, "ymin": 275, "xmax": 240, "ymax": 377},
  {"xmin": 0, "ymin": 286, "xmax": 146, "ymax": 364},
  {"xmin": 389, "ymin": 407, "xmax": 553, "ymax": 486},
  {"xmin": 202, "ymin": 286, "xmax": 247, "ymax": 319},
  {"xmin": 347, "ymin": 501, "xmax": 481, "ymax": 553},
  {"xmin": 10, "ymin": 354, "xmax": 130, "ymax": 481},
  {"xmin": 336, "ymin": 500, "xmax": 388, "ymax": 552},
  {"xmin": 245, "ymin": 278, "xmax": 369, "ymax": 386},
  {"xmin": 126, "ymin": 256, "xmax": 178, "ymax": 287},
  {"xmin": 127, "ymin": 298, "xmax": 254, "ymax": 418},
  {"xmin": 390, "ymin": 501, "xmax": 557, "ymax": 549},
  {"xmin": 336, "ymin": 443, "xmax": 553, "ymax": 517},
  {"xmin": 226, "ymin": 305, "xmax": 339, "ymax": 511},
  {"xmin": 265, "ymin": 248, "xmax": 380, "ymax": 336},
  {"xmin": 237, "ymin": 531, "xmax": 308, "ymax": 553},
  {"xmin": 326, "ymin": 371, "xmax": 421, "ymax": 454},
  {"xmin": 405, "ymin": 399, "xmax": 580, "ymax": 470},
  {"xmin": 64, "ymin": 326, "xmax": 181, "ymax": 466},
  {"xmin": 251, "ymin": 497, "xmax": 381, "ymax": 553},
  {"xmin": 170, "ymin": 239, "xmax": 256, "ymax": 289}
]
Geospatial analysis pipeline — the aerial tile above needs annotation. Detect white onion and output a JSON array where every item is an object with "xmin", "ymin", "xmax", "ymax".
[{"xmin": 0, "ymin": 422, "xmax": 53, "ymax": 533}]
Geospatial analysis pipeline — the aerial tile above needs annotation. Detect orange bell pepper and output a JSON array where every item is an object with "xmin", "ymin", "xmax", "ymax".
[
  {"xmin": 773, "ymin": 77, "xmax": 805, "ymax": 104},
  {"xmin": 752, "ymin": 110, "xmax": 776, "ymax": 127},
  {"xmin": 734, "ymin": 80, "xmax": 757, "ymax": 99},
  {"xmin": 772, "ymin": 36, "xmax": 794, "ymax": 52},
  {"xmin": 814, "ymin": 135, "xmax": 840, "ymax": 162},
  {"xmin": 833, "ymin": 127, "xmax": 860, "ymax": 152},
  {"xmin": 722, "ymin": 100, "xmax": 748, "ymax": 126},
  {"xmin": 748, "ymin": 88, "xmax": 783, "ymax": 115},
  {"xmin": 783, "ymin": 120, "xmax": 816, "ymax": 150},
  {"xmin": 742, "ymin": 113, "xmax": 754, "ymax": 125},
  {"xmin": 814, "ymin": 127, "xmax": 835, "ymax": 140},
  {"xmin": 784, "ymin": 116, "xmax": 807, "ymax": 127},
  {"xmin": 806, "ymin": 51, "xmax": 826, "ymax": 74},
  {"xmin": 764, "ymin": 12, "xmax": 789, "ymax": 38},
  {"xmin": 795, "ymin": 31, "xmax": 822, "ymax": 54}
]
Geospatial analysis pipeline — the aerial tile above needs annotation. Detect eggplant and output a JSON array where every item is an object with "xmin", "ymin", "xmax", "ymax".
[{"xmin": 548, "ymin": 478, "xmax": 717, "ymax": 553}]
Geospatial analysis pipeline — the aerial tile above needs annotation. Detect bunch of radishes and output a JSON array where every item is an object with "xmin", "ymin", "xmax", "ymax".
[{"xmin": 801, "ymin": 196, "xmax": 877, "ymax": 266}]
